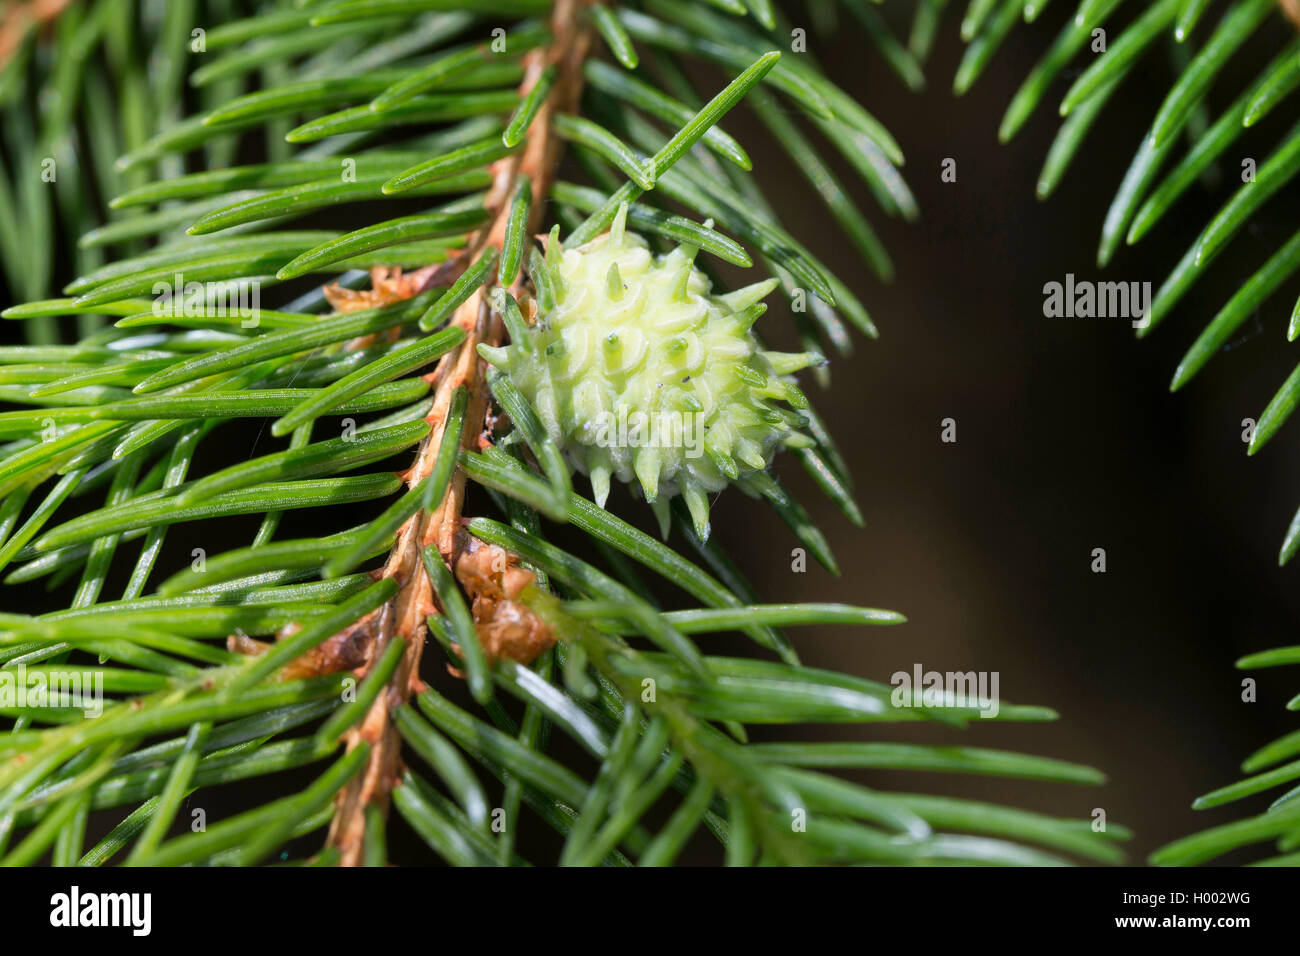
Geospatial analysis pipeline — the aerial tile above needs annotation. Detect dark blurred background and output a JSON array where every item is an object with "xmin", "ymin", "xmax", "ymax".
[
  {"xmin": 709, "ymin": 1, "xmax": 1300, "ymax": 863},
  {"xmin": 6, "ymin": 1, "xmax": 1300, "ymax": 865}
]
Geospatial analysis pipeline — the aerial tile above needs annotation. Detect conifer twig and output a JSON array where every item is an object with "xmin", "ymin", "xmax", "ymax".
[{"xmin": 325, "ymin": 0, "xmax": 593, "ymax": 866}]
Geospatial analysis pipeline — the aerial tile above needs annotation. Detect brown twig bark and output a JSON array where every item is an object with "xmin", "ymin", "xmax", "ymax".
[
  {"xmin": 0, "ymin": 0, "xmax": 72, "ymax": 69},
  {"xmin": 1281, "ymin": 0, "xmax": 1300, "ymax": 30},
  {"xmin": 324, "ymin": 0, "xmax": 593, "ymax": 866}
]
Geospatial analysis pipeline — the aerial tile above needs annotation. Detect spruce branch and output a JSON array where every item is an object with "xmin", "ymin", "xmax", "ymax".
[
  {"xmin": 325, "ymin": 1, "xmax": 594, "ymax": 865},
  {"xmin": 0, "ymin": 0, "xmax": 1125, "ymax": 868}
]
